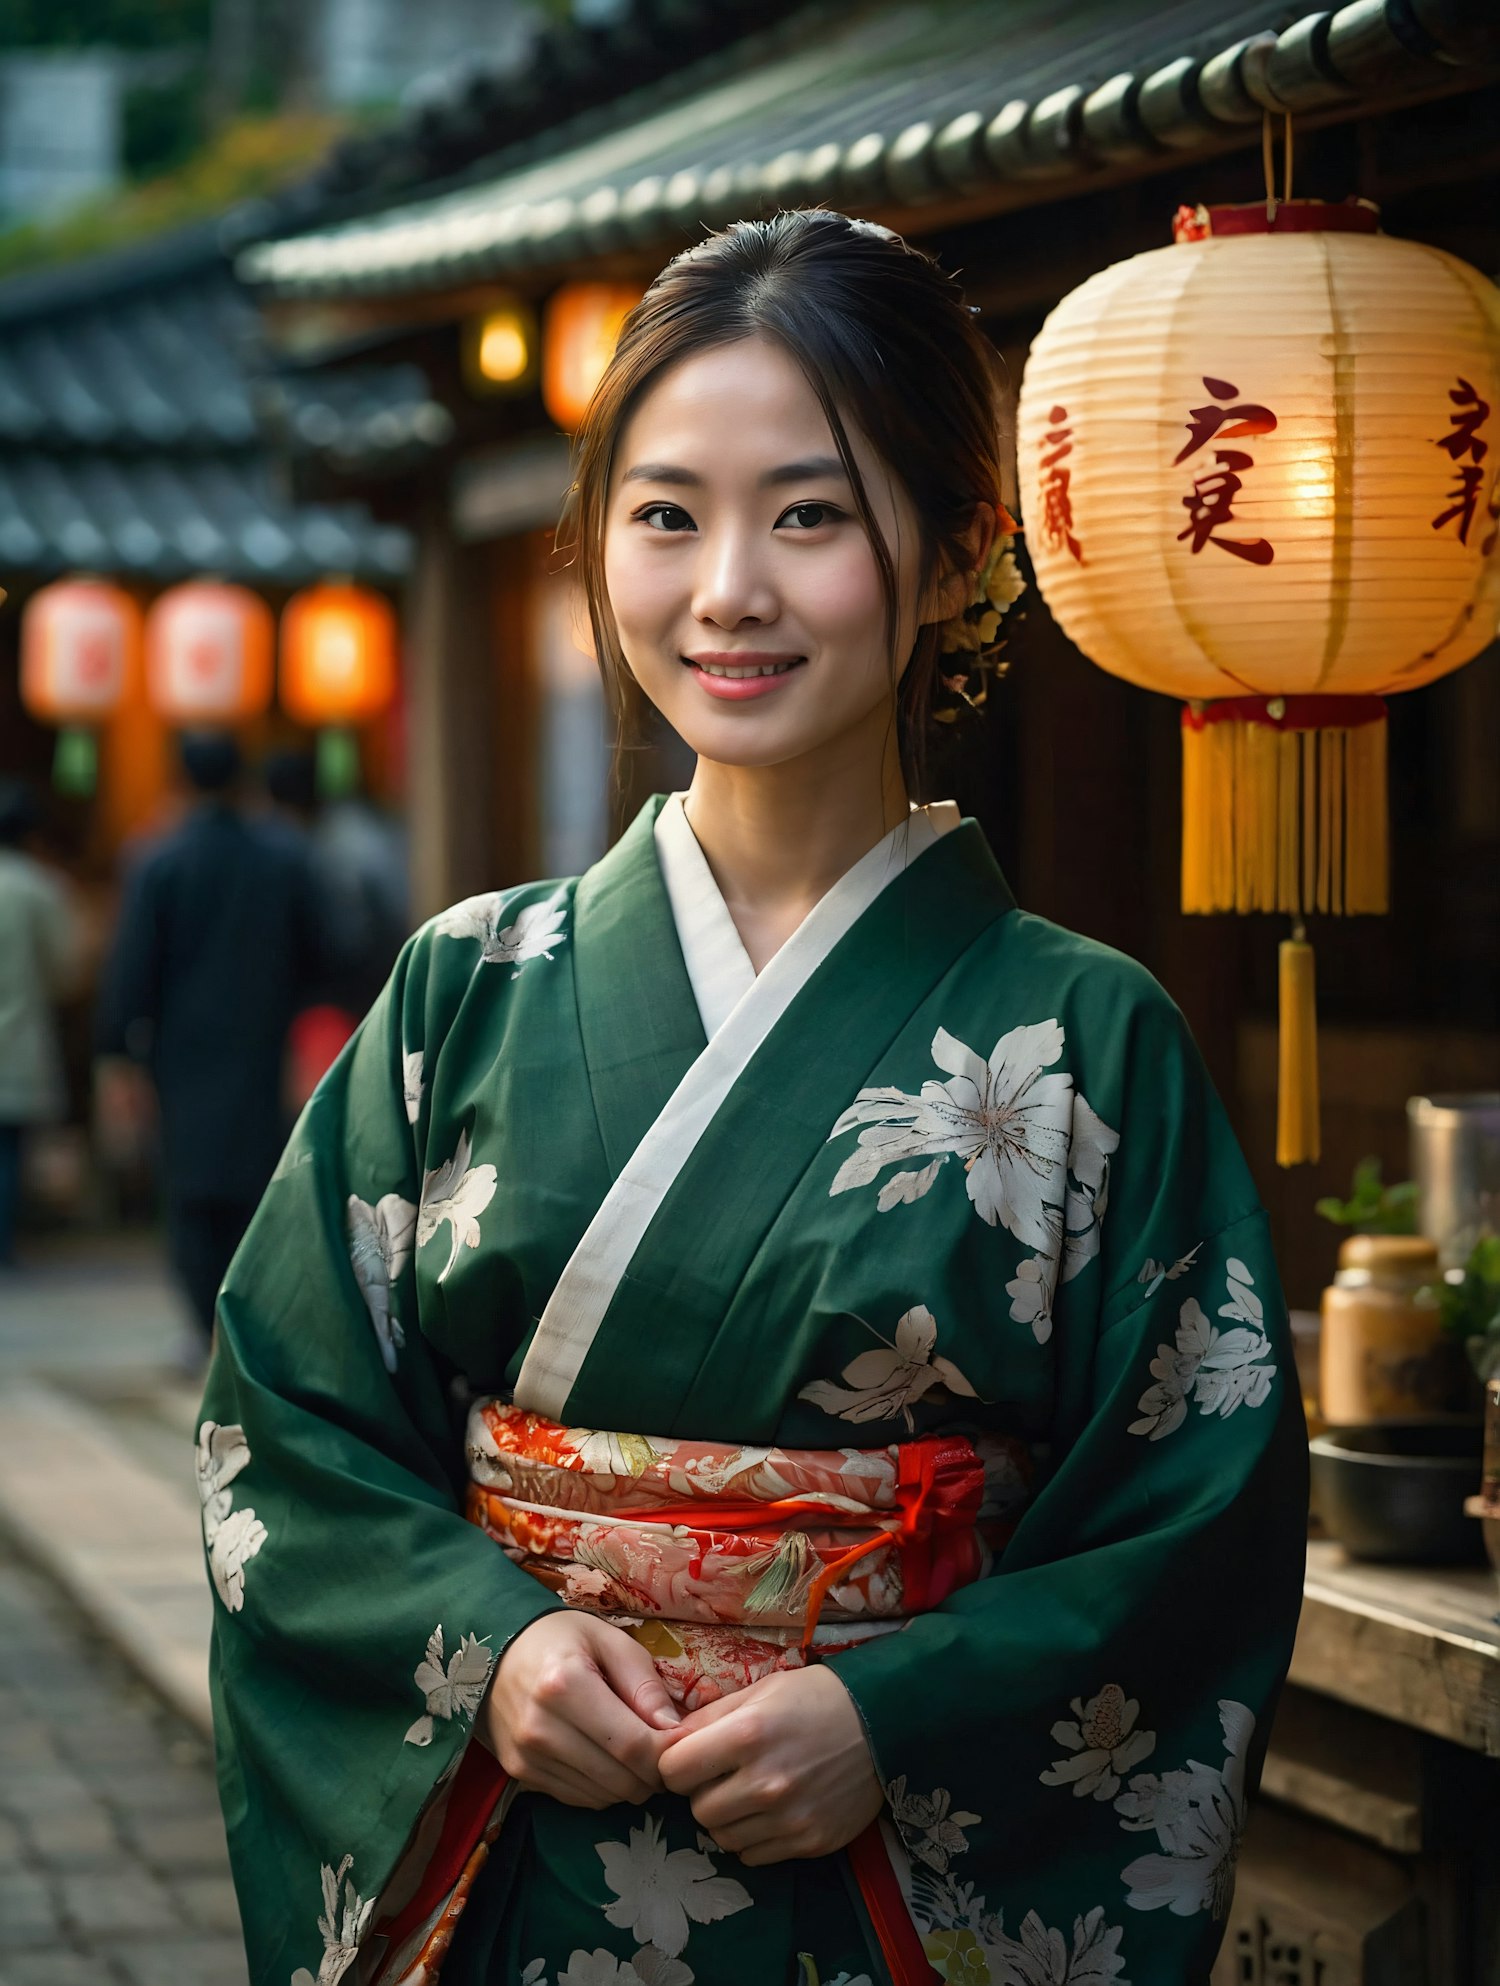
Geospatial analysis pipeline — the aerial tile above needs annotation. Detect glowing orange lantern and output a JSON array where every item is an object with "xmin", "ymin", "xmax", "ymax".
[
  {"xmin": 21, "ymin": 576, "xmax": 142, "ymax": 793},
  {"xmin": 146, "ymin": 580, "xmax": 274, "ymax": 726},
  {"xmin": 542, "ymin": 282, "xmax": 643, "ymax": 431},
  {"xmin": 279, "ymin": 580, "xmax": 398, "ymax": 794},
  {"xmin": 1018, "ymin": 197, "xmax": 1500, "ymax": 1165}
]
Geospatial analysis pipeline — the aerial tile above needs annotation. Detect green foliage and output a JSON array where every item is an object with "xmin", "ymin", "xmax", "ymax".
[
  {"xmin": 123, "ymin": 67, "xmax": 208, "ymax": 179},
  {"xmin": 0, "ymin": 0, "xmax": 211, "ymax": 49},
  {"xmin": 1314, "ymin": 1155, "xmax": 1419, "ymax": 1236},
  {"xmin": 0, "ymin": 112, "xmax": 346, "ymax": 282},
  {"xmin": 1431, "ymin": 1233, "xmax": 1500, "ymax": 1382}
]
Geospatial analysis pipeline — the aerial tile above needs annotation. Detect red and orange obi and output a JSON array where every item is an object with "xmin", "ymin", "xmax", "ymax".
[{"xmin": 465, "ymin": 1402, "xmax": 1032, "ymax": 1706}]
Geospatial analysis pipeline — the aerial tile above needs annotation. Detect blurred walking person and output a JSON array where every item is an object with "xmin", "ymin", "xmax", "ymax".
[
  {"xmin": 0, "ymin": 780, "xmax": 79, "ymax": 1271},
  {"xmin": 94, "ymin": 733, "xmax": 322, "ymax": 1344}
]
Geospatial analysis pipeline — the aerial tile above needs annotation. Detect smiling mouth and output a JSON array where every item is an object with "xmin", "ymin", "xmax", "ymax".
[{"xmin": 683, "ymin": 656, "xmax": 805, "ymax": 678}]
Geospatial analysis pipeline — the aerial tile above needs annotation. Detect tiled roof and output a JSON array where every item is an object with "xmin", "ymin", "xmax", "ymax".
[
  {"xmin": 0, "ymin": 447, "xmax": 409, "ymax": 584},
  {"xmin": 242, "ymin": 0, "xmax": 1498, "ymax": 301},
  {"xmin": 0, "ymin": 231, "xmax": 411, "ymax": 583}
]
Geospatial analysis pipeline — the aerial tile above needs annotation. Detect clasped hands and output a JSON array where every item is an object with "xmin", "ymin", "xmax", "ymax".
[{"xmin": 480, "ymin": 1612, "xmax": 884, "ymax": 1865}]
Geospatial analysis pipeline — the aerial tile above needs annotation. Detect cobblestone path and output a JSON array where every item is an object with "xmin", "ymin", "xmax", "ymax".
[{"xmin": 0, "ymin": 1534, "xmax": 246, "ymax": 1986}]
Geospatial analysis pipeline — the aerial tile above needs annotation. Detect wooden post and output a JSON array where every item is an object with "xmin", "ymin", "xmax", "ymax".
[{"xmin": 406, "ymin": 482, "xmax": 499, "ymax": 920}]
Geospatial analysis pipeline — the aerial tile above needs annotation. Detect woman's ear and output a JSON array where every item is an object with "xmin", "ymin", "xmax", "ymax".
[{"xmin": 919, "ymin": 502, "xmax": 1000, "ymax": 625}]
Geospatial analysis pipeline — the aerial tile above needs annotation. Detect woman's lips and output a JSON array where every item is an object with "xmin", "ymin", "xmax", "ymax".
[{"xmin": 683, "ymin": 653, "xmax": 805, "ymax": 701}]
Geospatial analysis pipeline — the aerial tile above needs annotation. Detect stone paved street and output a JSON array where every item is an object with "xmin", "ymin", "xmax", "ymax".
[
  {"xmin": 0, "ymin": 1234, "xmax": 246, "ymax": 1983},
  {"xmin": 0, "ymin": 1534, "xmax": 246, "ymax": 1985}
]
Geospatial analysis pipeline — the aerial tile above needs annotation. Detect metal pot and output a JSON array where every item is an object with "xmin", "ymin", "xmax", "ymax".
[
  {"xmin": 1309, "ymin": 1421, "xmax": 1485, "ymax": 1565},
  {"xmin": 1407, "ymin": 1092, "xmax": 1500, "ymax": 1269}
]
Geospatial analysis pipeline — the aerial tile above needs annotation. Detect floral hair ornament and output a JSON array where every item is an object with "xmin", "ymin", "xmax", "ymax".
[{"xmin": 934, "ymin": 501, "xmax": 1025, "ymax": 721}]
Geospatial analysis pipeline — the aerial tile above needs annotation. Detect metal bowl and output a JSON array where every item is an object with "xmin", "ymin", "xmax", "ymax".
[{"xmin": 1309, "ymin": 1421, "xmax": 1486, "ymax": 1565}]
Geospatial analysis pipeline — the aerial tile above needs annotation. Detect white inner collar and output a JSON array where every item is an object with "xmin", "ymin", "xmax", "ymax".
[{"xmin": 653, "ymin": 792, "xmax": 959, "ymax": 1041}]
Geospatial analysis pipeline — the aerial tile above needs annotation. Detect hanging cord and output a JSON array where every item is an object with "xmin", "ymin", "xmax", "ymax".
[{"xmin": 1263, "ymin": 110, "xmax": 1295, "ymax": 222}]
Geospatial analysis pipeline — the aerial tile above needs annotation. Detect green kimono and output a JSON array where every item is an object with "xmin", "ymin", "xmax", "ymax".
[{"xmin": 202, "ymin": 795, "xmax": 1306, "ymax": 1986}]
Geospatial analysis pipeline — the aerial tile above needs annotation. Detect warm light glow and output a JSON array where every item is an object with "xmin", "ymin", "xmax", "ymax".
[
  {"xmin": 542, "ymin": 282, "xmax": 644, "ymax": 431},
  {"xmin": 279, "ymin": 580, "xmax": 398, "ymax": 726},
  {"xmin": 20, "ymin": 576, "xmax": 140, "ymax": 723},
  {"xmin": 1017, "ymin": 221, "xmax": 1500, "ymax": 702},
  {"xmin": 145, "ymin": 580, "xmax": 274, "ymax": 725},
  {"xmin": 478, "ymin": 317, "xmax": 529, "ymax": 383},
  {"xmin": 465, "ymin": 297, "xmax": 537, "ymax": 394}
]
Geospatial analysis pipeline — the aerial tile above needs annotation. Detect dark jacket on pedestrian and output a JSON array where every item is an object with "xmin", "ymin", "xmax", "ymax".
[{"xmin": 95, "ymin": 802, "xmax": 324, "ymax": 1204}]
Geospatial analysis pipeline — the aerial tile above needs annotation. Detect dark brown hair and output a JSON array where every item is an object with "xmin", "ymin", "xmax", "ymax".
[{"xmin": 557, "ymin": 209, "xmax": 1007, "ymax": 791}]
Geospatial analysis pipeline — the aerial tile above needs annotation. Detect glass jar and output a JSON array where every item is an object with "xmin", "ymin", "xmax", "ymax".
[{"xmin": 1319, "ymin": 1234, "xmax": 1469, "ymax": 1425}]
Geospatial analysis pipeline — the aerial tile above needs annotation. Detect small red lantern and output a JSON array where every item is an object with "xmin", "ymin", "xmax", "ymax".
[
  {"xmin": 146, "ymin": 580, "xmax": 274, "ymax": 726},
  {"xmin": 279, "ymin": 580, "xmax": 398, "ymax": 794},
  {"xmin": 21, "ymin": 576, "xmax": 142, "ymax": 793},
  {"xmin": 542, "ymin": 282, "xmax": 643, "ymax": 432}
]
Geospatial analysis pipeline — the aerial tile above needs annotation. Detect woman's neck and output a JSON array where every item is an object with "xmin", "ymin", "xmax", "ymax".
[{"xmin": 682, "ymin": 711, "xmax": 910, "ymax": 974}]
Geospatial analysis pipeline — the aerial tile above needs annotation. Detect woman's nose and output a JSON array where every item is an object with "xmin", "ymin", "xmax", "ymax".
[{"xmin": 690, "ymin": 527, "xmax": 778, "ymax": 630}]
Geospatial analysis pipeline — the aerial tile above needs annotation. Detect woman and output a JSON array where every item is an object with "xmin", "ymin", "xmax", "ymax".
[{"xmin": 204, "ymin": 212, "xmax": 1306, "ymax": 1986}]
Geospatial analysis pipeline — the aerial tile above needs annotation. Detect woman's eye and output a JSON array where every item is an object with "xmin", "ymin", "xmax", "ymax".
[
  {"xmin": 778, "ymin": 501, "xmax": 842, "ymax": 530},
  {"xmin": 638, "ymin": 503, "xmax": 695, "ymax": 533}
]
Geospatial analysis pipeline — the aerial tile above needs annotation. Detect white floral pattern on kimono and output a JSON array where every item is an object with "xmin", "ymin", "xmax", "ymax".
[
  {"xmin": 432, "ymin": 890, "xmax": 568, "ymax": 974},
  {"xmin": 402, "ymin": 1048, "xmax": 425, "ymax": 1125},
  {"xmin": 886, "ymin": 1780, "xmax": 1131, "ymax": 1984},
  {"xmin": 527, "ymin": 1948, "xmax": 696, "ymax": 1986},
  {"xmin": 347, "ymin": 1190, "xmax": 416, "ymax": 1371},
  {"xmin": 417, "ymin": 1128, "xmax": 498, "ymax": 1283},
  {"xmin": 1039, "ymin": 1683, "xmax": 1157, "ymax": 1801},
  {"xmin": 597, "ymin": 1814, "xmax": 751, "ymax": 1958},
  {"xmin": 196, "ymin": 1421, "xmax": 266, "ymax": 1614},
  {"xmin": 289, "ymin": 1854, "xmax": 373, "ymax": 1985},
  {"xmin": 1114, "ymin": 1699, "xmax": 1253, "ymax": 1920},
  {"xmin": 796, "ymin": 1304, "xmax": 981, "ymax": 1431},
  {"xmin": 403, "ymin": 1624, "xmax": 495, "ymax": 1746},
  {"xmin": 1128, "ymin": 1260, "xmax": 1276, "ymax": 1441},
  {"xmin": 826, "ymin": 1025, "xmax": 1119, "ymax": 1307},
  {"xmin": 886, "ymin": 1778, "xmax": 981, "ymax": 1873}
]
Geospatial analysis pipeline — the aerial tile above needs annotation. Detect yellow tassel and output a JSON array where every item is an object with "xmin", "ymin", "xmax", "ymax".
[
  {"xmin": 1181, "ymin": 717, "xmax": 1206, "ymax": 912},
  {"xmin": 1277, "ymin": 929, "xmax": 1320, "ymax": 1167},
  {"xmin": 1180, "ymin": 709, "xmax": 1388, "ymax": 919}
]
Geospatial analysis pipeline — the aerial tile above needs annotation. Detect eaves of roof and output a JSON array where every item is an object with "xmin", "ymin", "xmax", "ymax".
[
  {"xmin": 0, "ymin": 447, "xmax": 411, "ymax": 585},
  {"xmin": 240, "ymin": 0, "xmax": 1500, "ymax": 303}
]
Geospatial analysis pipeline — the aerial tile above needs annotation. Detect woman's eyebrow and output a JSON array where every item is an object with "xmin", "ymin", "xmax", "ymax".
[
  {"xmin": 761, "ymin": 456, "xmax": 848, "ymax": 487},
  {"xmin": 620, "ymin": 462, "xmax": 700, "ymax": 486},
  {"xmin": 619, "ymin": 456, "xmax": 851, "ymax": 488}
]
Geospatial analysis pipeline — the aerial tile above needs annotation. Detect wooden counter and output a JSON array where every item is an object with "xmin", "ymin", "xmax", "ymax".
[
  {"xmin": 1219, "ymin": 1547, "xmax": 1500, "ymax": 1985},
  {"xmin": 1289, "ymin": 1540, "xmax": 1500, "ymax": 1757}
]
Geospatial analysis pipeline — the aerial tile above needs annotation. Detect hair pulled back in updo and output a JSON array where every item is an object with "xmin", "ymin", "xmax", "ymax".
[{"xmin": 558, "ymin": 209, "xmax": 1007, "ymax": 791}]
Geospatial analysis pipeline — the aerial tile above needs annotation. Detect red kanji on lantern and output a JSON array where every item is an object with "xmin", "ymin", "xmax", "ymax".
[
  {"xmin": 1038, "ymin": 404, "xmax": 1084, "ymax": 564},
  {"xmin": 1172, "ymin": 375, "xmax": 1278, "ymax": 466},
  {"xmin": 1431, "ymin": 377, "xmax": 1493, "ymax": 548},
  {"xmin": 1174, "ymin": 378, "xmax": 1277, "ymax": 566},
  {"xmin": 1178, "ymin": 450, "xmax": 1275, "ymax": 565}
]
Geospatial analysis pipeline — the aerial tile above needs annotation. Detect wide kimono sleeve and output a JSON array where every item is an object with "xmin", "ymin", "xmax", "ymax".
[
  {"xmin": 200, "ymin": 926, "xmax": 564, "ymax": 1986},
  {"xmin": 830, "ymin": 977, "xmax": 1308, "ymax": 1984}
]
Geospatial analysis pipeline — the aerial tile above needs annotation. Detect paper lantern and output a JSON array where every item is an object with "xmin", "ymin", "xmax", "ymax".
[
  {"xmin": 542, "ymin": 282, "xmax": 643, "ymax": 431},
  {"xmin": 1018, "ymin": 199, "xmax": 1500, "ymax": 1163},
  {"xmin": 20, "ymin": 576, "xmax": 142, "ymax": 793},
  {"xmin": 146, "ymin": 580, "xmax": 274, "ymax": 726},
  {"xmin": 464, "ymin": 296, "xmax": 537, "ymax": 395},
  {"xmin": 279, "ymin": 581, "xmax": 398, "ymax": 795}
]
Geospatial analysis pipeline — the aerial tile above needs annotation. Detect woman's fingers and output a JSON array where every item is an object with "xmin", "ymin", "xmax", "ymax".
[
  {"xmin": 658, "ymin": 1697, "xmax": 754, "ymax": 1797},
  {"xmin": 485, "ymin": 1614, "xmax": 670, "ymax": 1804},
  {"xmin": 589, "ymin": 1623, "xmax": 683, "ymax": 1734}
]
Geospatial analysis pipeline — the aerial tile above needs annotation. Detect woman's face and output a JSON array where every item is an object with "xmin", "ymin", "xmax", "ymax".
[{"xmin": 602, "ymin": 335, "xmax": 932, "ymax": 771}]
